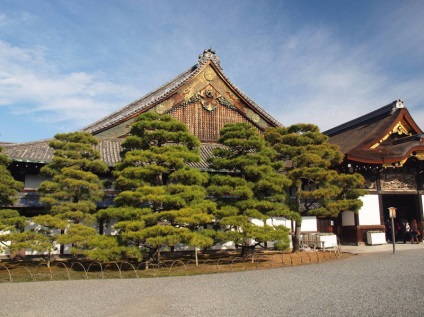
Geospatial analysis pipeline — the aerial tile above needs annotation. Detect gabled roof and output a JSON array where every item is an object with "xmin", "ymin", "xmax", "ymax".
[
  {"xmin": 324, "ymin": 100, "xmax": 424, "ymax": 165},
  {"xmin": 82, "ymin": 48, "xmax": 281, "ymax": 139},
  {"xmin": 2, "ymin": 49, "xmax": 282, "ymax": 168}
]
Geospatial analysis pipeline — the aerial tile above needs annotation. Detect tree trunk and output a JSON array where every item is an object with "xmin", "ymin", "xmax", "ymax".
[
  {"xmin": 47, "ymin": 249, "xmax": 51, "ymax": 268},
  {"xmin": 60, "ymin": 229, "xmax": 65, "ymax": 255},
  {"xmin": 241, "ymin": 245, "xmax": 255, "ymax": 257},
  {"xmin": 149, "ymin": 247, "xmax": 161, "ymax": 263},
  {"xmin": 292, "ymin": 222, "xmax": 301, "ymax": 253},
  {"xmin": 292, "ymin": 187, "xmax": 302, "ymax": 253},
  {"xmin": 98, "ymin": 219, "xmax": 104, "ymax": 235}
]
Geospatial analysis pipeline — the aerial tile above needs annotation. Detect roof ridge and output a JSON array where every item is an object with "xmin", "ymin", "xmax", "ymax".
[
  {"xmin": 324, "ymin": 99, "xmax": 404, "ymax": 136},
  {"xmin": 2, "ymin": 138, "xmax": 53, "ymax": 147}
]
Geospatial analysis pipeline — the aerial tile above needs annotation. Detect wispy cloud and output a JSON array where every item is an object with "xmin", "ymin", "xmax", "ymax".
[
  {"xmin": 236, "ymin": 5, "xmax": 424, "ymax": 132},
  {"xmin": 0, "ymin": 1, "xmax": 423, "ymax": 142},
  {"xmin": 0, "ymin": 41, "xmax": 139, "ymax": 129}
]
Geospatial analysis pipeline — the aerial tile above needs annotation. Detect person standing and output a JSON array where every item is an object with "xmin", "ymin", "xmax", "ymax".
[
  {"xmin": 405, "ymin": 220, "xmax": 410, "ymax": 243},
  {"xmin": 401, "ymin": 219, "xmax": 409, "ymax": 243},
  {"xmin": 410, "ymin": 219, "xmax": 419, "ymax": 244}
]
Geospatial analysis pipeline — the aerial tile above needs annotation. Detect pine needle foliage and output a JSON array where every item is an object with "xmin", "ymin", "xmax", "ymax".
[
  {"xmin": 32, "ymin": 132, "xmax": 109, "ymax": 260},
  {"xmin": 38, "ymin": 132, "xmax": 108, "ymax": 223},
  {"xmin": 102, "ymin": 113, "xmax": 216, "ymax": 262},
  {"xmin": 207, "ymin": 123, "xmax": 293, "ymax": 254},
  {"xmin": 264, "ymin": 124, "xmax": 367, "ymax": 252}
]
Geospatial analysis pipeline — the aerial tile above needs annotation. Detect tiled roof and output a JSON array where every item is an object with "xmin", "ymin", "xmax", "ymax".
[
  {"xmin": 324, "ymin": 100, "xmax": 424, "ymax": 164},
  {"xmin": 2, "ymin": 138, "xmax": 223, "ymax": 170},
  {"xmin": 1, "ymin": 139, "xmax": 54, "ymax": 164},
  {"xmin": 325, "ymin": 109, "xmax": 397, "ymax": 155},
  {"xmin": 81, "ymin": 49, "xmax": 281, "ymax": 135}
]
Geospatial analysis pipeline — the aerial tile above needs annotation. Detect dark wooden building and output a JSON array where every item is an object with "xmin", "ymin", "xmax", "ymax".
[{"xmin": 325, "ymin": 100, "xmax": 424, "ymax": 244}]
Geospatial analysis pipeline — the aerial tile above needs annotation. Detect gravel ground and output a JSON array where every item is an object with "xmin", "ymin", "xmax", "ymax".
[{"xmin": 1, "ymin": 250, "xmax": 423, "ymax": 317}]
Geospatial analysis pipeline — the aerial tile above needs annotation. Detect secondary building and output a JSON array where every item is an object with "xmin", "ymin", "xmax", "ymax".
[{"xmin": 325, "ymin": 100, "xmax": 424, "ymax": 244}]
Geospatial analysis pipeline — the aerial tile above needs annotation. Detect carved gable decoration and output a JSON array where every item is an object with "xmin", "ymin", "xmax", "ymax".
[
  {"xmin": 150, "ymin": 64, "xmax": 271, "ymax": 142},
  {"xmin": 178, "ymin": 85, "xmax": 227, "ymax": 112},
  {"xmin": 380, "ymin": 172, "xmax": 416, "ymax": 191},
  {"xmin": 151, "ymin": 65, "xmax": 241, "ymax": 112},
  {"xmin": 371, "ymin": 118, "xmax": 413, "ymax": 149}
]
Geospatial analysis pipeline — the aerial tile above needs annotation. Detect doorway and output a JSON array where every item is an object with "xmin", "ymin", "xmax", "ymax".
[{"xmin": 382, "ymin": 194, "xmax": 421, "ymax": 223}]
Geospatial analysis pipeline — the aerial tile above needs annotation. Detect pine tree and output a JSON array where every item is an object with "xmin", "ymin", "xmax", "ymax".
[
  {"xmin": 0, "ymin": 146, "xmax": 25, "ymax": 253},
  {"xmin": 35, "ymin": 132, "xmax": 109, "ymax": 258},
  {"xmin": 100, "ymin": 112, "xmax": 216, "ymax": 263},
  {"xmin": 207, "ymin": 123, "xmax": 293, "ymax": 256},
  {"xmin": 264, "ymin": 124, "xmax": 366, "ymax": 252}
]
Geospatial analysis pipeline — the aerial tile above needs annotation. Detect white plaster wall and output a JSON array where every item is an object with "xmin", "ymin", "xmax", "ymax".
[
  {"xmin": 210, "ymin": 241, "xmax": 236, "ymax": 250},
  {"xmin": 421, "ymin": 195, "xmax": 424, "ymax": 218},
  {"xmin": 358, "ymin": 195, "xmax": 381, "ymax": 226},
  {"xmin": 250, "ymin": 218, "xmax": 265, "ymax": 226},
  {"xmin": 251, "ymin": 217, "xmax": 291, "ymax": 229},
  {"xmin": 0, "ymin": 215, "xmax": 313, "ymax": 256},
  {"xmin": 301, "ymin": 216, "xmax": 317, "ymax": 232},
  {"xmin": 265, "ymin": 217, "xmax": 291, "ymax": 228}
]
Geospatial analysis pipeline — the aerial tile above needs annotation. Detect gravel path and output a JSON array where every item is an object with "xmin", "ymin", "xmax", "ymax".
[{"xmin": 1, "ymin": 250, "xmax": 423, "ymax": 317}]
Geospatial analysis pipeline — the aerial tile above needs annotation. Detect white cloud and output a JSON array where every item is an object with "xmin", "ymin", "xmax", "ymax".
[{"xmin": 0, "ymin": 41, "xmax": 139, "ymax": 128}]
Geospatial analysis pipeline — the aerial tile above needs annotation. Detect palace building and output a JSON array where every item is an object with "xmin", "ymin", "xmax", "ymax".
[
  {"xmin": 325, "ymin": 100, "xmax": 424, "ymax": 244},
  {"xmin": 1, "ymin": 49, "xmax": 294, "ymax": 241},
  {"xmin": 2, "ymin": 49, "xmax": 424, "ymax": 246}
]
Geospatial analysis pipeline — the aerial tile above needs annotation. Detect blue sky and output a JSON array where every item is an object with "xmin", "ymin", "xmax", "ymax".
[{"xmin": 1, "ymin": 0, "xmax": 423, "ymax": 143}]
